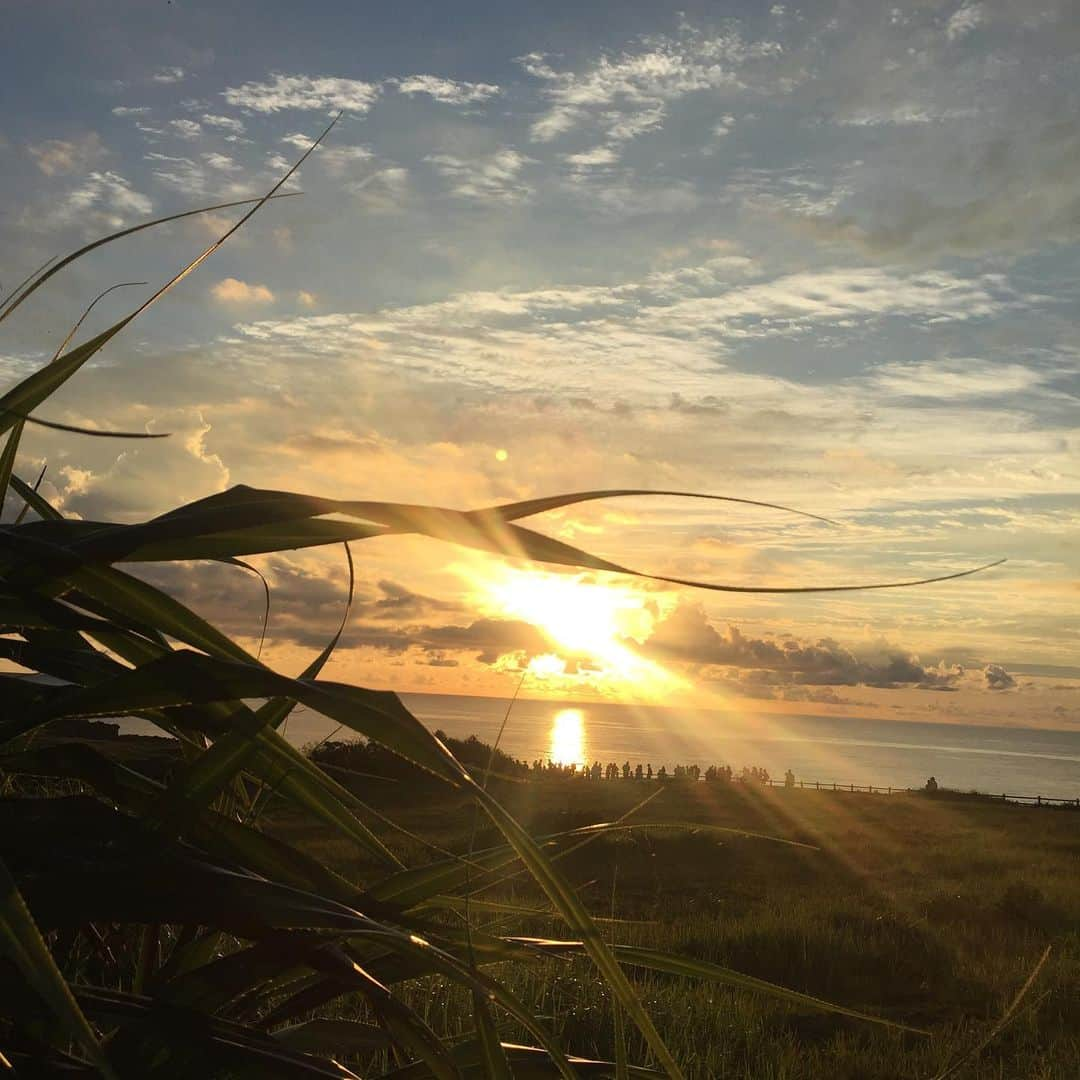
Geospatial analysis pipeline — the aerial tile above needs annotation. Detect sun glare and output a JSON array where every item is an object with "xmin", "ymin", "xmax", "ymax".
[
  {"xmin": 550, "ymin": 708, "xmax": 586, "ymax": 766},
  {"xmin": 458, "ymin": 563, "xmax": 685, "ymax": 696}
]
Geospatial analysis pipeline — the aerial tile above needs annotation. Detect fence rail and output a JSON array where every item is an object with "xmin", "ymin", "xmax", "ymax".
[{"xmin": 767, "ymin": 777, "xmax": 1079, "ymax": 808}]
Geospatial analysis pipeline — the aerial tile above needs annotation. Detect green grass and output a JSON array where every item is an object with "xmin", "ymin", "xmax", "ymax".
[{"xmin": 266, "ymin": 766, "xmax": 1079, "ymax": 1078}]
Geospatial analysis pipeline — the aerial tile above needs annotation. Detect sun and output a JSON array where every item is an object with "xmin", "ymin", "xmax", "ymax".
[{"xmin": 458, "ymin": 562, "xmax": 684, "ymax": 695}]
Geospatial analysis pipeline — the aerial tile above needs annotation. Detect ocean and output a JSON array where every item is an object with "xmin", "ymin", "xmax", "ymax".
[{"xmin": 271, "ymin": 693, "xmax": 1080, "ymax": 801}]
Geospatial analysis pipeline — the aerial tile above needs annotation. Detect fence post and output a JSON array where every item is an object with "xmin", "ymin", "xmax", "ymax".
[
  {"xmin": 887, "ymin": 786, "xmax": 892, "ymax": 795},
  {"xmin": 815, "ymin": 781, "xmax": 819, "ymax": 790},
  {"xmin": 1037, "ymin": 796, "xmax": 1041, "ymax": 806}
]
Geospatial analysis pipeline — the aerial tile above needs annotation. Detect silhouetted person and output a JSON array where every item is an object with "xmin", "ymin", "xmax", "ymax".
[
  {"xmin": 622, "ymin": 761, "xmax": 631, "ymax": 780},
  {"xmin": 646, "ymin": 763, "xmax": 653, "ymax": 780},
  {"xmin": 634, "ymin": 763, "xmax": 643, "ymax": 780},
  {"xmin": 926, "ymin": 775, "xmax": 939, "ymax": 794},
  {"xmin": 657, "ymin": 765, "xmax": 667, "ymax": 780},
  {"xmin": 784, "ymin": 768, "xmax": 795, "ymax": 788}
]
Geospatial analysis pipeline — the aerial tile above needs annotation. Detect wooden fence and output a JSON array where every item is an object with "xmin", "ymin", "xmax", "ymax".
[{"xmin": 763, "ymin": 777, "xmax": 1080, "ymax": 808}]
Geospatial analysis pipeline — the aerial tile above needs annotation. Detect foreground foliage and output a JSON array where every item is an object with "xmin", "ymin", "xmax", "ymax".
[{"xmin": 0, "ymin": 127, "xmax": 1009, "ymax": 1077}]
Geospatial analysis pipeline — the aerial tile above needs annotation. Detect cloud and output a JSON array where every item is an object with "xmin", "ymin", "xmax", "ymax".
[
  {"xmin": 426, "ymin": 148, "xmax": 532, "ymax": 204},
  {"xmin": 342, "ymin": 166, "xmax": 410, "ymax": 213},
  {"xmin": 202, "ymin": 152, "xmax": 240, "ymax": 173},
  {"xmin": 54, "ymin": 170, "xmax": 153, "ymax": 227},
  {"xmin": 984, "ymin": 663, "xmax": 1016, "ymax": 690},
  {"xmin": 419, "ymin": 618, "xmax": 552, "ymax": 664},
  {"xmin": 864, "ymin": 357, "xmax": 1058, "ymax": 402},
  {"xmin": 228, "ymin": 262, "xmax": 1011, "ymax": 403},
  {"xmin": 51, "ymin": 409, "xmax": 229, "ymax": 521},
  {"xmin": 169, "ymin": 119, "xmax": 202, "ymax": 140},
  {"xmin": 27, "ymin": 134, "xmax": 106, "ymax": 176},
  {"xmin": 145, "ymin": 151, "xmax": 207, "ymax": 195},
  {"xmin": 200, "ymin": 113, "xmax": 246, "ymax": 134},
  {"xmin": 393, "ymin": 75, "xmax": 500, "ymax": 104},
  {"xmin": 794, "ymin": 118, "xmax": 1080, "ymax": 259},
  {"xmin": 222, "ymin": 73, "xmax": 381, "ymax": 113},
  {"xmin": 641, "ymin": 602, "xmax": 963, "ymax": 689},
  {"xmin": 281, "ymin": 133, "xmax": 373, "ymax": 174},
  {"xmin": 211, "ymin": 278, "xmax": 275, "ymax": 305},
  {"xmin": 563, "ymin": 146, "xmax": 618, "ymax": 167},
  {"xmin": 520, "ymin": 28, "xmax": 781, "ymax": 145},
  {"xmin": 297, "ymin": 290, "xmax": 318, "ymax": 309},
  {"xmin": 151, "ymin": 66, "xmax": 186, "ymax": 84},
  {"xmin": 946, "ymin": 2, "xmax": 985, "ymax": 41},
  {"xmin": 112, "ymin": 106, "xmax": 151, "ymax": 118}
]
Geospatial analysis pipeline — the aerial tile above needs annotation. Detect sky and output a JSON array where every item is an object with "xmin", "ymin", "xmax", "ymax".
[{"xmin": 2, "ymin": 0, "xmax": 1078, "ymax": 730}]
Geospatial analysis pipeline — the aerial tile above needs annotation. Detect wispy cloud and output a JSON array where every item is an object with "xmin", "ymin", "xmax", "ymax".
[
  {"xmin": 222, "ymin": 73, "xmax": 381, "ymax": 113},
  {"xmin": 200, "ymin": 112, "xmax": 246, "ymax": 134},
  {"xmin": 520, "ymin": 28, "xmax": 781, "ymax": 145},
  {"xmin": 27, "ymin": 134, "xmax": 106, "ymax": 176},
  {"xmin": 426, "ymin": 148, "xmax": 533, "ymax": 203},
  {"xmin": 393, "ymin": 74, "xmax": 500, "ymax": 104}
]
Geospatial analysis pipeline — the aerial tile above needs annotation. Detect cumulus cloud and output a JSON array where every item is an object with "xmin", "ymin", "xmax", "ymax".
[
  {"xmin": 211, "ymin": 278, "xmax": 275, "ymax": 305},
  {"xmin": 393, "ymin": 75, "xmax": 500, "ymax": 104},
  {"xmin": 222, "ymin": 73, "xmax": 381, "ymax": 113}
]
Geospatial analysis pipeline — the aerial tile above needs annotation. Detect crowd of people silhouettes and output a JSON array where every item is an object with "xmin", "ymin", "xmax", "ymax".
[{"xmin": 526, "ymin": 758, "xmax": 794, "ymax": 785}]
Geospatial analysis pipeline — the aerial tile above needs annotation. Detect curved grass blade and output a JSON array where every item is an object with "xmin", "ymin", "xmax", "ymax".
[
  {"xmin": 12, "ymin": 463, "xmax": 47, "ymax": 525},
  {"xmin": 24, "ymin": 483, "xmax": 1005, "ymax": 596},
  {"xmin": 271, "ymin": 1018, "xmax": 390, "ymax": 1055},
  {"xmin": 17, "ymin": 415, "xmax": 169, "ymax": 439},
  {"xmin": 0, "ymin": 195, "xmax": 299, "ymax": 326},
  {"xmin": 931, "ymin": 945, "xmax": 1052, "ymax": 1080},
  {"xmin": 0, "ymin": 858, "xmax": 114, "ymax": 1078},
  {"xmin": 610, "ymin": 945, "xmax": 930, "ymax": 1035},
  {"xmin": 0, "ymin": 123, "xmax": 335, "ymax": 438},
  {"xmin": 0, "ymin": 254, "xmax": 56, "ymax": 315}
]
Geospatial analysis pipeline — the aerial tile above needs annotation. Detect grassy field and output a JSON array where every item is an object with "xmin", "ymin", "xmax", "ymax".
[{"xmin": 268, "ymin": 760, "xmax": 1080, "ymax": 1079}]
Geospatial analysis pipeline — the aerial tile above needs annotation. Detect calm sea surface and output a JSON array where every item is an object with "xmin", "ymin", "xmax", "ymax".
[{"xmin": 268, "ymin": 693, "xmax": 1080, "ymax": 800}]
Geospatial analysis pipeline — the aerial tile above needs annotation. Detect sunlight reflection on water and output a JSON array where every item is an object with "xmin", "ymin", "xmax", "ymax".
[{"xmin": 549, "ymin": 708, "xmax": 586, "ymax": 767}]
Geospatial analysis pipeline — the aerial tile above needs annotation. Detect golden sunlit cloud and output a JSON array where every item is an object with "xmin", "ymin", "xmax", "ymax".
[{"xmin": 456, "ymin": 562, "xmax": 685, "ymax": 698}]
